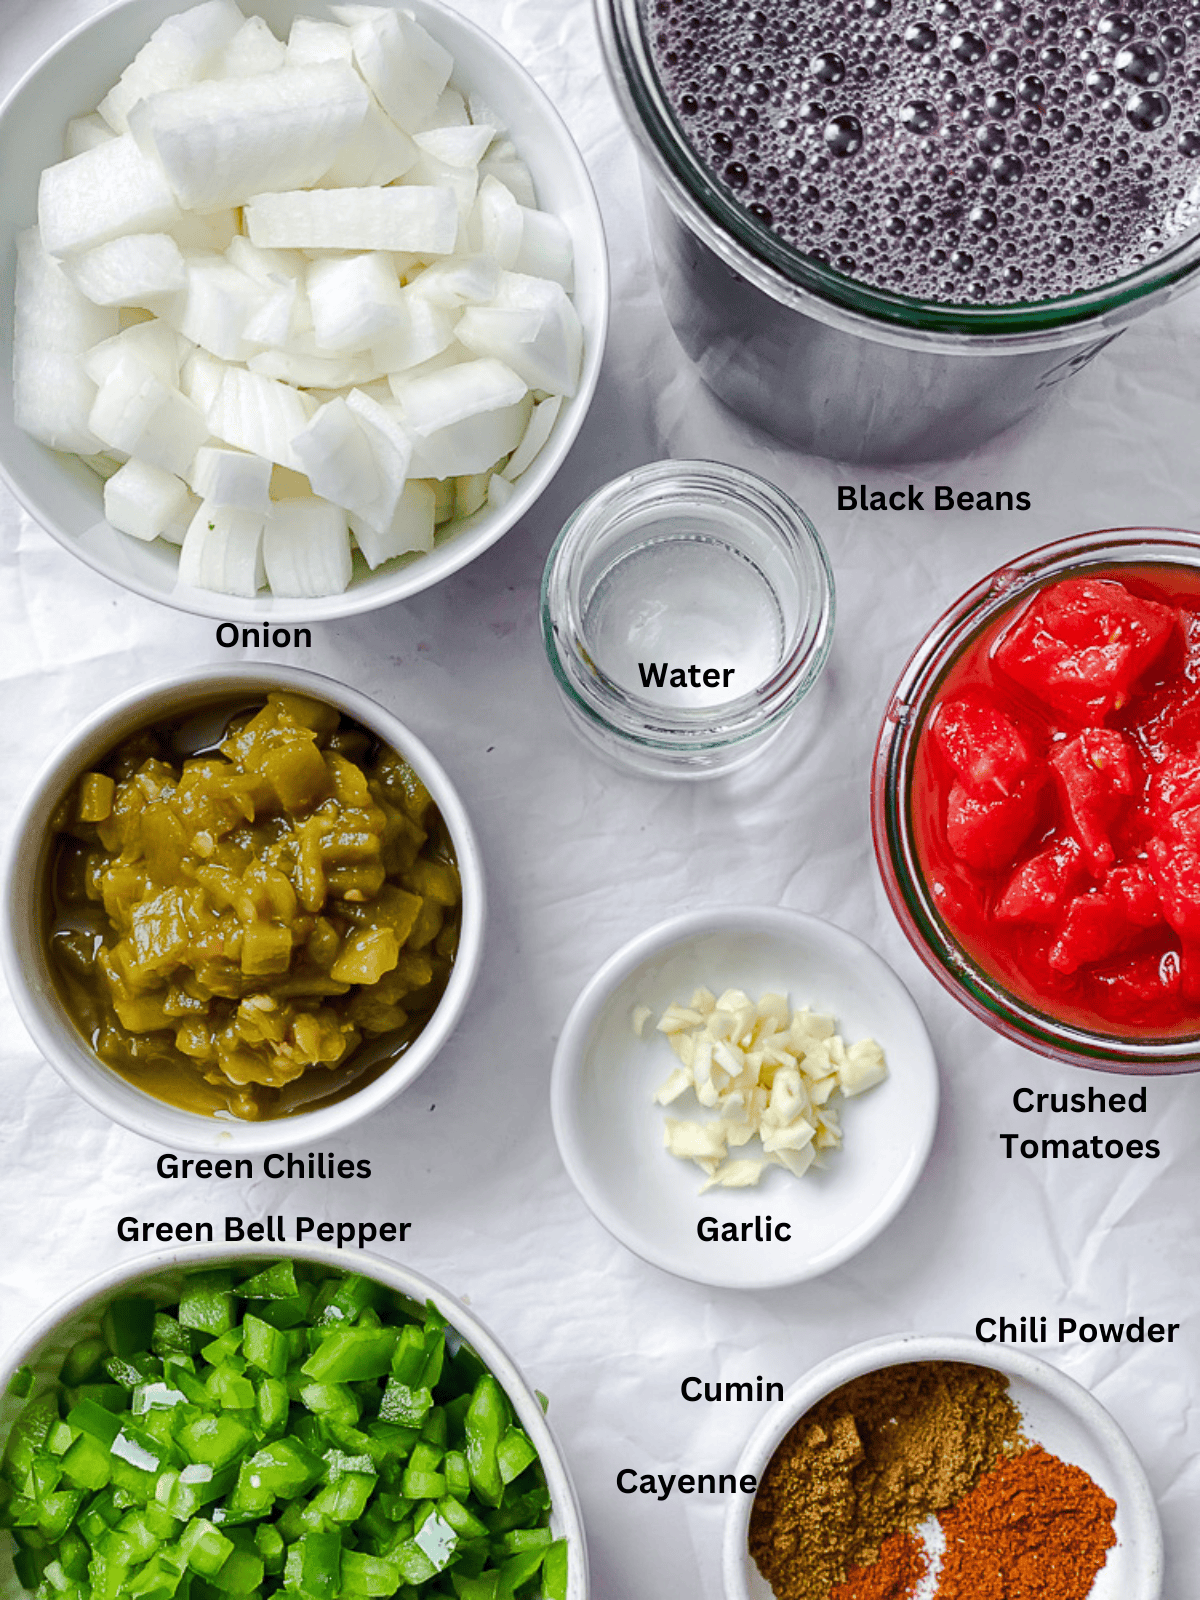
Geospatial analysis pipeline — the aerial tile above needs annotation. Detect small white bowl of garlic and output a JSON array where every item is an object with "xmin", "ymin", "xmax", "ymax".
[
  {"xmin": 0, "ymin": 0, "xmax": 608, "ymax": 619},
  {"xmin": 551, "ymin": 907, "xmax": 939, "ymax": 1290}
]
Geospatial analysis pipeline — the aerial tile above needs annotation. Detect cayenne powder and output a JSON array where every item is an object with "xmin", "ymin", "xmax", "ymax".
[
  {"xmin": 829, "ymin": 1530, "xmax": 929, "ymax": 1600},
  {"xmin": 934, "ymin": 1443, "xmax": 1118, "ymax": 1600}
]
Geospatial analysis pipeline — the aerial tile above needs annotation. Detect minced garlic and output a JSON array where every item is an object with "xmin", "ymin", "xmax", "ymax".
[{"xmin": 635, "ymin": 987, "xmax": 887, "ymax": 1191}]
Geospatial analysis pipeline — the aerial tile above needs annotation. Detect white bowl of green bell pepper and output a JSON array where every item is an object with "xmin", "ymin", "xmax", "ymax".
[{"xmin": 0, "ymin": 1243, "xmax": 587, "ymax": 1600}]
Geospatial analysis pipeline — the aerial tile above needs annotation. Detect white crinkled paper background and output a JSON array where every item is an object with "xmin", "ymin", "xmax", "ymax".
[{"xmin": 1, "ymin": 0, "xmax": 1199, "ymax": 1595}]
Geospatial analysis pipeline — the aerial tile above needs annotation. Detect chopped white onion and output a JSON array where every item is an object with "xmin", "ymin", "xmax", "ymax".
[{"xmin": 16, "ymin": 0, "xmax": 585, "ymax": 599}]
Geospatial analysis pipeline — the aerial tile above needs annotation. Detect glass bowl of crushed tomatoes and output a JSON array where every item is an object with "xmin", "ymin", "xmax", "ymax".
[{"xmin": 873, "ymin": 528, "xmax": 1200, "ymax": 1073}]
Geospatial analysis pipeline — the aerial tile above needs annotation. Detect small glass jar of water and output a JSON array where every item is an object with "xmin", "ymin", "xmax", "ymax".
[{"xmin": 541, "ymin": 460, "xmax": 834, "ymax": 777}]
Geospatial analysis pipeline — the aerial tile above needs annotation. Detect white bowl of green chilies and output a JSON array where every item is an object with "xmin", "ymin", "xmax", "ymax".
[{"xmin": 0, "ymin": 1245, "xmax": 587, "ymax": 1600}]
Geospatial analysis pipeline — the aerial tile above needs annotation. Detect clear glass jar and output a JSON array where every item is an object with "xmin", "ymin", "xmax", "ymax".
[
  {"xmin": 872, "ymin": 527, "xmax": 1200, "ymax": 1074},
  {"xmin": 597, "ymin": 0, "xmax": 1200, "ymax": 464},
  {"xmin": 541, "ymin": 460, "xmax": 834, "ymax": 778}
]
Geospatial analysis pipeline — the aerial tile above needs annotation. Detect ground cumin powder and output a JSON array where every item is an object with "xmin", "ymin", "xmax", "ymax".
[{"xmin": 748, "ymin": 1362, "xmax": 1023, "ymax": 1600}]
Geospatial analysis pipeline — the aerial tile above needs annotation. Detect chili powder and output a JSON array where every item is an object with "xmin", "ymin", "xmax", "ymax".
[{"xmin": 935, "ymin": 1443, "xmax": 1118, "ymax": 1599}]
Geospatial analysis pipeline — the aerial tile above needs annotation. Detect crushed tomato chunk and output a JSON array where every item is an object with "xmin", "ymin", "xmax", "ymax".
[{"xmin": 916, "ymin": 566, "xmax": 1200, "ymax": 1034}]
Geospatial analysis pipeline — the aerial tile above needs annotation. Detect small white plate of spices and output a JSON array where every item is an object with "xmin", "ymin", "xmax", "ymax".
[
  {"xmin": 724, "ymin": 1335, "xmax": 1163, "ymax": 1600},
  {"xmin": 550, "ymin": 907, "xmax": 938, "ymax": 1290}
]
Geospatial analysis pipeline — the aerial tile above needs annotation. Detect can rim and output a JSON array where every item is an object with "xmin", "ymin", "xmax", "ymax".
[{"xmin": 597, "ymin": 0, "xmax": 1200, "ymax": 347}]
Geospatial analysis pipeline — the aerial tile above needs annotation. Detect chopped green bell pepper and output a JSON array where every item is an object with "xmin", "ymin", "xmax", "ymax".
[{"xmin": 1, "ymin": 1264, "xmax": 563, "ymax": 1600}]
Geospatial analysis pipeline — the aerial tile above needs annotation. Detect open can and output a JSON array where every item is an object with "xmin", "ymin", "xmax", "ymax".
[{"xmin": 597, "ymin": 0, "xmax": 1200, "ymax": 464}]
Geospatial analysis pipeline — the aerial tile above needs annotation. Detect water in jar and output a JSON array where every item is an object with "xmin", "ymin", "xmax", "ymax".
[{"xmin": 582, "ymin": 526, "xmax": 786, "ymax": 708}]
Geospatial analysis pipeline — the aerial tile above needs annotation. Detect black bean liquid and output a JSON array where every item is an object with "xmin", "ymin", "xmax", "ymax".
[{"xmin": 645, "ymin": 0, "xmax": 1200, "ymax": 303}]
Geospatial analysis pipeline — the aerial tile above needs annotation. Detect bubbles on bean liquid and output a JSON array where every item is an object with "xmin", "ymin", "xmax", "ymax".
[
  {"xmin": 905, "ymin": 20, "xmax": 939, "ymax": 49},
  {"xmin": 810, "ymin": 50, "xmax": 846, "ymax": 82},
  {"xmin": 647, "ymin": 0, "xmax": 1200, "ymax": 304},
  {"xmin": 952, "ymin": 29, "xmax": 988, "ymax": 61},
  {"xmin": 1099, "ymin": 11, "xmax": 1138, "ymax": 42},
  {"xmin": 1126, "ymin": 87, "xmax": 1173, "ymax": 123},
  {"xmin": 977, "ymin": 121, "xmax": 1009, "ymax": 150},
  {"xmin": 901, "ymin": 98, "xmax": 941, "ymax": 129},
  {"xmin": 1115, "ymin": 40, "xmax": 1167, "ymax": 82},
  {"xmin": 825, "ymin": 113, "xmax": 865, "ymax": 153}
]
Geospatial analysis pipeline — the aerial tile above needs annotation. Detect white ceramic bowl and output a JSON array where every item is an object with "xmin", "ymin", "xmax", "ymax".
[
  {"xmin": 723, "ymin": 1333, "xmax": 1163, "ymax": 1600},
  {"xmin": 0, "ymin": 1242, "xmax": 589, "ymax": 1600},
  {"xmin": 551, "ymin": 907, "xmax": 938, "ymax": 1290},
  {"xmin": 1, "ymin": 664, "xmax": 485, "ymax": 1152},
  {"xmin": 0, "ymin": 0, "xmax": 608, "ymax": 621}
]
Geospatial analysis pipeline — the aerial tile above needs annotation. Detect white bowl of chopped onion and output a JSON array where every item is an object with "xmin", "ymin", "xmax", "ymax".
[{"xmin": 0, "ymin": 0, "xmax": 608, "ymax": 619}]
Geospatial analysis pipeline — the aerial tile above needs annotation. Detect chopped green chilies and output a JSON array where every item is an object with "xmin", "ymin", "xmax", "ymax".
[{"xmin": 1, "ymin": 1264, "xmax": 564, "ymax": 1600}]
